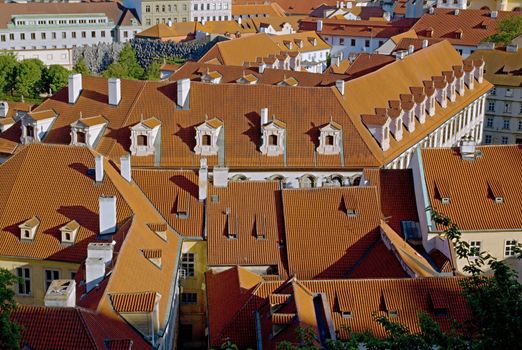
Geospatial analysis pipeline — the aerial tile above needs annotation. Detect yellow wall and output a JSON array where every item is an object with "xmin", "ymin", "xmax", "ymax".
[
  {"xmin": 179, "ymin": 240, "xmax": 207, "ymax": 349},
  {"xmin": 0, "ymin": 257, "xmax": 79, "ymax": 306}
]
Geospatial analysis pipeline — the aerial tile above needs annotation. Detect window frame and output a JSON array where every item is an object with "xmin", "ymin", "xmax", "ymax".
[
  {"xmin": 16, "ymin": 267, "xmax": 31, "ymax": 295},
  {"xmin": 181, "ymin": 253, "xmax": 195, "ymax": 277}
]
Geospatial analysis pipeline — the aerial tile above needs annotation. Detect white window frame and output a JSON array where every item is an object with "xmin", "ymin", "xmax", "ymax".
[
  {"xmin": 505, "ymin": 240, "xmax": 517, "ymax": 257},
  {"xmin": 469, "ymin": 241, "xmax": 481, "ymax": 258},
  {"xmin": 44, "ymin": 269, "xmax": 60, "ymax": 291},
  {"xmin": 181, "ymin": 253, "xmax": 195, "ymax": 277},
  {"xmin": 16, "ymin": 267, "xmax": 31, "ymax": 295}
]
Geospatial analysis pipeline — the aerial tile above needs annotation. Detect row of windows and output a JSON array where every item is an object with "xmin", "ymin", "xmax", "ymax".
[
  {"xmin": 484, "ymin": 135, "xmax": 517, "ymax": 145},
  {"xmin": 324, "ymin": 36, "xmax": 384, "ymax": 49},
  {"xmin": 0, "ymin": 30, "xmax": 108, "ymax": 42},
  {"xmin": 487, "ymin": 101, "xmax": 522, "ymax": 114},
  {"xmin": 16, "ymin": 18, "xmax": 107, "ymax": 26},
  {"xmin": 193, "ymin": 2, "xmax": 229, "ymax": 11},
  {"xmin": 16, "ymin": 267, "xmax": 76, "ymax": 296},
  {"xmin": 485, "ymin": 117, "xmax": 522, "ymax": 131},
  {"xmin": 468, "ymin": 240, "xmax": 518, "ymax": 258},
  {"xmin": 490, "ymin": 87, "xmax": 516, "ymax": 98},
  {"xmin": 145, "ymin": 4, "xmax": 188, "ymax": 12}
]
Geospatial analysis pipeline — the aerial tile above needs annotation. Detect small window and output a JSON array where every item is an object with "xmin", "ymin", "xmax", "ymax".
[
  {"xmin": 341, "ymin": 311, "xmax": 353, "ymax": 319},
  {"xmin": 365, "ymin": 40, "xmax": 370, "ymax": 48},
  {"xmin": 325, "ymin": 135, "xmax": 334, "ymax": 146},
  {"xmin": 486, "ymin": 118, "xmax": 493, "ymax": 128},
  {"xmin": 77, "ymin": 131, "xmax": 86, "ymax": 144},
  {"xmin": 269, "ymin": 134, "xmax": 278, "ymax": 146},
  {"xmin": 503, "ymin": 119, "xmax": 510, "ymax": 129},
  {"xmin": 484, "ymin": 135, "xmax": 492, "ymax": 144},
  {"xmin": 505, "ymin": 88, "xmax": 513, "ymax": 97},
  {"xmin": 70, "ymin": 271, "xmax": 77, "ymax": 280},
  {"xmin": 137, "ymin": 135, "xmax": 148, "ymax": 146},
  {"xmin": 202, "ymin": 134, "xmax": 211, "ymax": 146},
  {"xmin": 505, "ymin": 240, "xmax": 517, "ymax": 257},
  {"xmin": 388, "ymin": 310, "xmax": 399, "ymax": 318},
  {"xmin": 351, "ymin": 39, "xmax": 356, "ymax": 46},
  {"xmin": 17, "ymin": 267, "xmax": 31, "ymax": 295},
  {"xmin": 469, "ymin": 241, "xmax": 481, "ymax": 258},
  {"xmin": 181, "ymin": 253, "xmax": 195, "ymax": 277},
  {"xmin": 181, "ymin": 292, "xmax": 197, "ymax": 304},
  {"xmin": 490, "ymin": 87, "xmax": 496, "ymax": 95},
  {"xmin": 488, "ymin": 101, "xmax": 495, "ymax": 112},
  {"xmin": 44, "ymin": 269, "xmax": 60, "ymax": 291},
  {"xmin": 501, "ymin": 136, "xmax": 509, "ymax": 144},
  {"xmin": 26, "ymin": 125, "xmax": 34, "ymax": 138}
]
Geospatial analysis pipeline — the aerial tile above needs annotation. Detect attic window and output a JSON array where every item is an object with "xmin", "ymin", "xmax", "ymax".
[
  {"xmin": 142, "ymin": 249, "xmax": 162, "ymax": 268},
  {"xmin": 488, "ymin": 180, "xmax": 504, "ymax": 204},
  {"xmin": 147, "ymin": 223, "xmax": 168, "ymax": 241},
  {"xmin": 59, "ymin": 220, "xmax": 80, "ymax": 244},
  {"xmin": 388, "ymin": 310, "xmax": 399, "ymax": 318},
  {"xmin": 202, "ymin": 134, "xmax": 211, "ymax": 146},
  {"xmin": 429, "ymin": 289, "xmax": 449, "ymax": 317},
  {"xmin": 255, "ymin": 214, "xmax": 267, "ymax": 240},
  {"xmin": 326, "ymin": 135, "xmax": 334, "ymax": 145},
  {"xmin": 19, "ymin": 216, "xmax": 40, "ymax": 241},
  {"xmin": 137, "ymin": 135, "xmax": 148, "ymax": 146},
  {"xmin": 269, "ymin": 134, "xmax": 278, "ymax": 146},
  {"xmin": 176, "ymin": 192, "xmax": 190, "ymax": 218},
  {"xmin": 435, "ymin": 179, "xmax": 451, "ymax": 204},
  {"xmin": 226, "ymin": 209, "xmax": 238, "ymax": 239},
  {"xmin": 26, "ymin": 125, "xmax": 34, "ymax": 138},
  {"xmin": 342, "ymin": 194, "xmax": 358, "ymax": 217},
  {"xmin": 77, "ymin": 131, "xmax": 86, "ymax": 144}
]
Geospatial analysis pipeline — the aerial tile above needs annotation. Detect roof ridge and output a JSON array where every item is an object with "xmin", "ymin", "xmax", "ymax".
[{"xmin": 76, "ymin": 308, "xmax": 100, "ymax": 350}]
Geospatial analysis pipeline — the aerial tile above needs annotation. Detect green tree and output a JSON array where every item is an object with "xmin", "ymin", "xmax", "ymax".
[
  {"xmin": 0, "ymin": 54, "xmax": 19, "ymax": 97},
  {"xmin": 103, "ymin": 43, "xmax": 144, "ymax": 80},
  {"xmin": 0, "ymin": 268, "xmax": 21, "ymax": 350},
  {"xmin": 44, "ymin": 65, "xmax": 70, "ymax": 94},
  {"xmin": 145, "ymin": 61, "xmax": 161, "ymax": 80},
  {"xmin": 73, "ymin": 58, "xmax": 91, "ymax": 76},
  {"xmin": 15, "ymin": 59, "xmax": 45, "ymax": 98},
  {"xmin": 487, "ymin": 16, "xmax": 522, "ymax": 44}
]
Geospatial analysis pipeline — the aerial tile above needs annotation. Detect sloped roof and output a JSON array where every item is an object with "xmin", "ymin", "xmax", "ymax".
[
  {"xmin": 0, "ymin": 144, "xmax": 132, "ymax": 262},
  {"xmin": 299, "ymin": 17, "xmax": 417, "ymax": 38},
  {"xmin": 420, "ymin": 145, "xmax": 522, "ymax": 231},
  {"xmin": 136, "ymin": 23, "xmax": 178, "ymax": 38},
  {"xmin": 468, "ymin": 48, "xmax": 522, "ymax": 87},
  {"xmin": 412, "ymin": 9, "xmax": 519, "ymax": 46},
  {"xmin": 271, "ymin": 31, "xmax": 331, "ymax": 52},
  {"xmin": 207, "ymin": 181, "xmax": 287, "ymax": 274},
  {"xmin": 232, "ymin": 3, "xmax": 287, "ymax": 17}
]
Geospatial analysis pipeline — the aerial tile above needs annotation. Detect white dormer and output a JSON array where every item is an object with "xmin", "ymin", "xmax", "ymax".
[
  {"xmin": 473, "ymin": 60, "xmax": 484, "ymax": 83},
  {"xmin": 130, "ymin": 117, "xmax": 161, "ymax": 156},
  {"xmin": 464, "ymin": 65, "xmax": 475, "ymax": 90},
  {"xmin": 317, "ymin": 121, "xmax": 342, "ymax": 155},
  {"xmin": 434, "ymin": 79, "xmax": 448, "ymax": 108},
  {"xmin": 0, "ymin": 101, "xmax": 9, "ymax": 118},
  {"xmin": 194, "ymin": 117, "xmax": 223, "ymax": 156},
  {"xmin": 361, "ymin": 115, "xmax": 391, "ymax": 151},
  {"xmin": 389, "ymin": 110, "xmax": 403, "ymax": 141},
  {"xmin": 455, "ymin": 70, "xmax": 465, "ymax": 96},
  {"xmin": 0, "ymin": 117, "xmax": 15, "ymax": 132},
  {"xmin": 414, "ymin": 97, "xmax": 426, "ymax": 124},
  {"xmin": 260, "ymin": 117, "xmax": 286, "ymax": 156},
  {"xmin": 70, "ymin": 115, "xmax": 108, "ymax": 148},
  {"xmin": 20, "ymin": 109, "xmax": 57, "ymax": 144},
  {"xmin": 19, "ymin": 216, "xmax": 40, "ymax": 241},
  {"xmin": 236, "ymin": 73, "xmax": 258, "ymax": 85},
  {"xmin": 201, "ymin": 70, "xmax": 223, "ymax": 84},
  {"xmin": 426, "ymin": 95, "xmax": 436, "ymax": 116},
  {"xmin": 60, "ymin": 220, "xmax": 80, "ymax": 244},
  {"xmin": 403, "ymin": 108, "xmax": 416, "ymax": 132}
]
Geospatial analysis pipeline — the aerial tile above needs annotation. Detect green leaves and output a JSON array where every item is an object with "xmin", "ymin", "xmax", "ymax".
[
  {"xmin": 0, "ymin": 268, "xmax": 21, "ymax": 350},
  {"xmin": 486, "ymin": 16, "xmax": 522, "ymax": 44},
  {"xmin": 103, "ymin": 43, "xmax": 144, "ymax": 80}
]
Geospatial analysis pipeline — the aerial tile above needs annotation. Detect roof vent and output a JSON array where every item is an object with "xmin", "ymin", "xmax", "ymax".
[
  {"xmin": 429, "ymin": 7, "xmax": 435, "ymax": 15},
  {"xmin": 454, "ymin": 9, "xmax": 459, "ymax": 15},
  {"xmin": 490, "ymin": 11, "xmax": 498, "ymax": 18}
]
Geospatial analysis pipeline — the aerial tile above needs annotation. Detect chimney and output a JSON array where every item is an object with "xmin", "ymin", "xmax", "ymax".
[
  {"xmin": 85, "ymin": 257, "xmax": 105, "ymax": 293},
  {"xmin": 490, "ymin": 11, "xmax": 498, "ymax": 18},
  {"xmin": 408, "ymin": 44, "xmax": 414, "ymax": 54},
  {"xmin": 259, "ymin": 62, "xmax": 266, "ymax": 73},
  {"xmin": 99, "ymin": 195, "xmax": 117, "ymax": 235},
  {"xmin": 177, "ymin": 79, "xmax": 190, "ymax": 110},
  {"xmin": 95, "ymin": 154, "xmax": 104, "ymax": 183},
  {"xmin": 68, "ymin": 73, "xmax": 82, "ymax": 104},
  {"xmin": 198, "ymin": 158, "xmax": 208, "ymax": 201},
  {"xmin": 454, "ymin": 9, "xmax": 459, "ymax": 15},
  {"xmin": 0, "ymin": 101, "xmax": 8, "ymax": 118},
  {"xmin": 108, "ymin": 78, "xmax": 121, "ymax": 106},
  {"xmin": 44, "ymin": 280, "xmax": 76, "ymax": 307},
  {"xmin": 168, "ymin": 20, "xmax": 172, "ymax": 27},
  {"xmin": 120, "ymin": 154, "xmax": 131, "ymax": 182},
  {"xmin": 213, "ymin": 166, "xmax": 229, "ymax": 187},
  {"xmin": 87, "ymin": 242, "xmax": 114, "ymax": 264},
  {"xmin": 429, "ymin": 7, "xmax": 435, "ymax": 15},
  {"xmin": 335, "ymin": 80, "xmax": 345, "ymax": 96},
  {"xmin": 260, "ymin": 107, "xmax": 269, "ymax": 126},
  {"xmin": 317, "ymin": 20, "xmax": 323, "ymax": 32},
  {"xmin": 422, "ymin": 39, "xmax": 429, "ymax": 48},
  {"xmin": 394, "ymin": 50, "xmax": 407, "ymax": 60}
]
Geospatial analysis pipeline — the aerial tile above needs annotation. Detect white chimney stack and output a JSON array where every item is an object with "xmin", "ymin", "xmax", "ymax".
[
  {"xmin": 259, "ymin": 62, "xmax": 266, "ymax": 73},
  {"xmin": 408, "ymin": 44, "xmax": 415, "ymax": 54},
  {"xmin": 99, "ymin": 195, "xmax": 117, "ymax": 235},
  {"xmin": 260, "ymin": 108, "xmax": 269, "ymax": 126},
  {"xmin": 168, "ymin": 20, "xmax": 173, "ymax": 27},
  {"xmin": 95, "ymin": 154, "xmax": 104, "ymax": 183},
  {"xmin": 317, "ymin": 20, "xmax": 323, "ymax": 32},
  {"xmin": 213, "ymin": 166, "xmax": 229, "ymax": 187},
  {"xmin": 120, "ymin": 154, "xmax": 131, "ymax": 182},
  {"xmin": 85, "ymin": 257, "xmax": 105, "ymax": 293},
  {"xmin": 490, "ymin": 11, "xmax": 498, "ymax": 18},
  {"xmin": 68, "ymin": 73, "xmax": 82, "ymax": 104},
  {"xmin": 108, "ymin": 77, "xmax": 121, "ymax": 106},
  {"xmin": 336, "ymin": 80, "xmax": 345, "ymax": 96},
  {"xmin": 44, "ymin": 280, "xmax": 76, "ymax": 307},
  {"xmin": 88, "ymin": 242, "xmax": 114, "ymax": 264},
  {"xmin": 0, "ymin": 101, "xmax": 9, "ymax": 118},
  {"xmin": 422, "ymin": 39, "xmax": 429, "ymax": 48},
  {"xmin": 199, "ymin": 158, "xmax": 208, "ymax": 201},
  {"xmin": 177, "ymin": 79, "xmax": 190, "ymax": 109}
]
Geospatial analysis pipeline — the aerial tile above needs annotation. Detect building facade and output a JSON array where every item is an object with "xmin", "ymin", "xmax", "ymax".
[{"xmin": 469, "ymin": 47, "xmax": 522, "ymax": 145}]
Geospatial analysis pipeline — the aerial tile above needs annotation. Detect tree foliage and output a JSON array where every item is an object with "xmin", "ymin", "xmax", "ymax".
[
  {"xmin": 44, "ymin": 65, "xmax": 70, "ymax": 94},
  {"xmin": 487, "ymin": 16, "xmax": 522, "ymax": 44},
  {"xmin": 0, "ymin": 54, "xmax": 18, "ymax": 96},
  {"xmin": 103, "ymin": 43, "xmax": 144, "ymax": 79},
  {"xmin": 0, "ymin": 268, "xmax": 21, "ymax": 350},
  {"xmin": 14, "ymin": 59, "xmax": 45, "ymax": 98},
  {"xmin": 73, "ymin": 58, "xmax": 91, "ymax": 76}
]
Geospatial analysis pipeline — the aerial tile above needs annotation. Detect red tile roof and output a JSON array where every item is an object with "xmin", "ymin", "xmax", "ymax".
[
  {"xmin": 299, "ymin": 17, "xmax": 417, "ymax": 38},
  {"xmin": 110, "ymin": 291, "xmax": 158, "ymax": 313}
]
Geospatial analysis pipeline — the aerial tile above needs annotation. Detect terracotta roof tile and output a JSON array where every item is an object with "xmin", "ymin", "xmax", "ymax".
[
  {"xmin": 110, "ymin": 291, "xmax": 158, "ymax": 313},
  {"xmin": 299, "ymin": 17, "xmax": 416, "ymax": 38}
]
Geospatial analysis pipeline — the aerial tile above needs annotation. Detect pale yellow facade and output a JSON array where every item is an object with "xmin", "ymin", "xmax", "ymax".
[
  {"xmin": 0, "ymin": 257, "xmax": 79, "ymax": 306},
  {"xmin": 468, "ymin": 0, "xmax": 522, "ymax": 10},
  {"xmin": 179, "ymin": 240, "xmax": 207, "ymax": 349}
]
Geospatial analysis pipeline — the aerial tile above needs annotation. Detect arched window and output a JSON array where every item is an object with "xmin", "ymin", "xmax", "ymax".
[
  {"xmin": 138, "ymin": 135, "xmax": 148, "ymax": 146},
  {"xmin": 145, "ymin": 5, "xmax": 150, "ymax": 13},
  {"xmin": 202, "ymin": 134, "xmax": 211, "ymax": 146},
  {"xmin": 325, "ymin": 135, "xmax": 334, "ymax": 145},
  {"xmin": 77, "ymin": 131, "xmax": 86, "ymax": 144},
  {"xmin": 26, "ymin": 125, "xmax": 34, "ymax": 138},
  {"xmin": 300, "ymin": 175, "xmax": 315, "ymax": 188},
  {"xmin": 231, "ymin": 174, "xmax": 248, "ymax": 182},
  {"xmin": 330, "ymin": 175, "xmax": 343, "ymax": 187},
  {"xmin": 269, "ymin": 134, "xmax": 278, "ymax": 146}
]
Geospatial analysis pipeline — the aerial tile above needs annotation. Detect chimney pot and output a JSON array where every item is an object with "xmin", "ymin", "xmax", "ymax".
[
  {"xmin": 68, "ymin": 73, "xmax": 82, "ymax": 104},
  {"xmin": 0, "ymin": 101, "xmax": 9, "ymax": 118},
  {"xmin": 99, "ymin": 196, "xmax": 117, "ymax": 235},
  {"xmin": 85, "ymin": 257, "xmax": 105, "ymax": 293},
  {"xmin": 491, "ymin": 11, "xmax": 498, "ymax": 18},
  {"xmin": 108, "ymin": 78, "xmax": 121, "ymax": 106}
]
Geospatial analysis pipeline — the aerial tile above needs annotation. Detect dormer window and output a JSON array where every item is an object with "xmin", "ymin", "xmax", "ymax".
[
  {"xmin": 435, "ymin": 178, "xmax": 451, "ymax": 205},
  {"xmin": 20, "ymin": 109, "xmax": 57, "ymax": 144},
  {"xmin": 130, "ymin": 117, "xmax": 161, "ymax": 156},
  {"xmin": 488, "ymin": 180, "xmax": 504, "ymax": 204},
  {"xmin": 361, "ymin": 114, "xmax": 391, "ymax": 151},
  {"xmin": 317, "ymin": 121, "xmax": 342, "ymax": 155},
  {"xmin": 19, "ymin": 216, "xmax": 40, "ymax": 241},
  {"xmin": 388, "ymin": 310, "xmax": 399, "ymax": 318},
  {"xmin": 226, "ymin": 209, "xmax": 238, "ymax": 239},
  {"xmin": 194, "ymin": 117, "xmax": 223, "ymax": 156},
  {"xmin": 427, "ymin": 96, "xmax": 436, "ymax": 116},
  {"xmin": 26, "ymin": 125, "xmax": 34, "ymax": 138},
  {"xmin": 60, "ymin": 220, "xmax": 80, "ymax": 244},
  {"xmin": 260, "ymin": 117, "xmax": 286, "ymax": 156},
  {"xmin": 255, "ymin": 214, "xmax": 267, "ymax": 240},
  {"xmin": 201, "ymin": 70, "xmax": 223, "ymax": 84},
  {"xmin": 142, "ymin": 249, "xmax": 162, "ymax": 268},
  {"xmin": 70, "ymin": 115, "xmax": 108, "ymax": 148},
  {"xmin": 342, "ymin": 194, "xmax": 358, "ymax": 217},
  {"xmin": 341, "ymin": 311, "xmax": 353, "ymax": 319},
  {"xmin": 236, "ymin": 73, "xmax": 258, "ymax": 85},
  {"xmin": 147, "ymin": 223, "xmax": 168, "ymax": 241}
]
